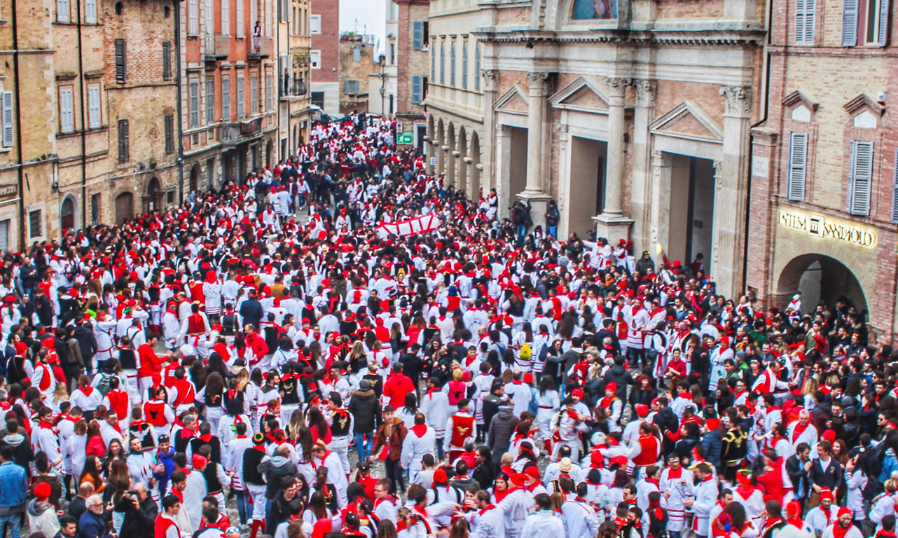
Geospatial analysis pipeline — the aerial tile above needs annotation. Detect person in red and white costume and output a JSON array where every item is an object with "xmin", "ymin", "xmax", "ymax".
[
  {"xmin": 70, "ymin": 374, "xmax": 102, "ymax": 420},
  {"xmin": 102, "ymin": 375, "xmax": 131, "ymax": 432},
  {"xmin": 179, "ymin": 303, "xmax": 211, "ymax": 359},
  {"xmin": 751, "ymin": 359, "xmax": 789, "ymax": 396},
  {"xmin": 732, "ymin": 470, "xmax": 766, "ymax": 532},
  {"xmin": 310, "ymin": 440, "xmax": 348, "ymax": 506},
  {"xmin": 821, "ymin": 507, "xmax": 864, "ymax": 538},
  {"xmin": 445, "ymin": 398, "xmax": 476, "ymax": 464},
  {"xmin": 144, "ymin": 385, "xmax": 176, "ymax": 438},
  {"xmin": 628, "ymin": 422, "xmax": 661, "ymax": 479},
  {"xmin": 156, "ymin": 495, "xmax": 184, "ymax": 538},
  {"xmin": 806, "ymin": 488, "xmax": 841, "ymax": 535},
  {"xmin": 786, "ymin": 409, "xmax": 818, "ymax": 457}
]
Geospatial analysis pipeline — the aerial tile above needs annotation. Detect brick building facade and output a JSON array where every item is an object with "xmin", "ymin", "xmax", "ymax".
[
  {"xmin": 278, "ymin": 0, "xmax": 312, "ymax": 160},
  {"xmin": 310, "ymin": 0, "xmax": 339, "ymax": 115},
  {"xmin": 339, "ymin": 35, "xmax": 379, "ymax": 115},
  {"xmin": 747, "ymin": 0, "xmax": 898, "ymax": 338},
  {"xmin": 394, "ymin": 0, "xmax": 428, "ymax": 151}
]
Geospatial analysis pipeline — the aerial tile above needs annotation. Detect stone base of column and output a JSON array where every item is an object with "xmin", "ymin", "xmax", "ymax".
[
  {"xmin": 592, "ymin": 213, "xmax": 634, "ymax": 244},
  {"xmin": 516, "ymin": 191, "xmax": 552, "ymax": 231}
]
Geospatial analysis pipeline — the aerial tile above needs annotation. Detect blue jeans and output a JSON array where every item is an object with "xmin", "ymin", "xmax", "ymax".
[
  {"xmin": 355, "ymin": 432, "xmax": 373, "ymax": 460},
  {"xmin": 546, "ymin": 225, "xmax": 557, "ymax": 239},
  {"xmin": 515, "ymin": 224, "xmax": 527, "ymax": 243},
  {"xmin": 0, "ymin": 513, "xmax": 22, "ymax": 538},
  {"xmin": 436, "ymin": 438, "xmax": 445, "ymax": 461},
  {"xmin": 235, "ymin": 490, "xmax": 250, "ymax": 526}
]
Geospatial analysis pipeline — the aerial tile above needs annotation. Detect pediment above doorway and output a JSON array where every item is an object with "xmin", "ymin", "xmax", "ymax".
[
  {"xmin": 649, "ymin": 101, "xmax": 723, "ymax": 142},
  {"xmin": 549, "ymin": 76, "xmax": 610, "ymax": 113},
  {"xmin": 494, "ymin": 86, "xmax": 530, "ymax": 115}
]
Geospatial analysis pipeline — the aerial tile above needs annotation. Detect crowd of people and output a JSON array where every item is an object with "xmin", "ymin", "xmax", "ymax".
[{"xmin": 0, "ymin": 112, "xmax": 894, "ymax": 538}]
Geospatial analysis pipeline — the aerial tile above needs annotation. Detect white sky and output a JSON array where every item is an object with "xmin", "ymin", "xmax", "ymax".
[{"xmin": 340, "ymin": 0, "xmax": 387, "ymax": 54}]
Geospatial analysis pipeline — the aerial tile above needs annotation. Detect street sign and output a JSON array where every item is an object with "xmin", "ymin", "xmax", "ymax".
[
  {"xmin": 398, "ymin": 132, "xmax": 414, "ymax": 145},
  {"xmin": 397, "ymin": 122, "xmax": 403, "ymax": 132},
  {"xmin": 430, "ymin": 157, "xmax": 436, "ymax": 166}
]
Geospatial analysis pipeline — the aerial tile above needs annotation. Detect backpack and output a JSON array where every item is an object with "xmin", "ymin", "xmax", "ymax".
[
  {"xmin": 96, "ymin": 373, "xmax": 114, "ymax": 396},
  {"xmin": 537, "ymin": 343, "xmax": 549, "ymax": 364},
  {"xmin": 520, "ymin": 343, "xmax": 532, "ymax": 360}
]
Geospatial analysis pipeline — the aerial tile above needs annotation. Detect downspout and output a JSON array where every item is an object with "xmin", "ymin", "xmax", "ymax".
[
  {"xmin": 76, "ymin": 0, "xmax": 87, "ymax": 228},
  {"xmin": 11, "ymin": 0, "xmax": 24, "ymax": 249},
  {"xmin": 174, "ymin": 0, "xmax": 185, "ymax": 204},
  {"xmin": 742, "ymin": 0, "xmax": 774, "ymax": 296}
]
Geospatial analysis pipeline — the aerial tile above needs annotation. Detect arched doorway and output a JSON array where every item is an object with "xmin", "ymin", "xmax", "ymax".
[
  {"xmin": 776, "ymin": 254, "xmax": 868, "ymax": 318},
  {"xmin": 189, "ymin": 164, "xmax": 199, "ymax": 193},
  {"xmin": 447, "ymin": 123, "xmax": 456, "ymax": 188},
  {"xmin": 145, "ymin": 177, "xmax": 162, "ymax": 212},
  {"xmin": 436, "ymin": 119, "xmax": 445, "ymax": 178},
  {"xmin": 115, "ymin": 192, "xmax": 133, "ymax": 224},
  {"xmin": 458, "ymin": 127, "xmax": 468, "ymax": 196},
  {"xmin": 60, "ymin": 196, "xmax": 76, "ymax": 233},
  {"xmin": 471, "ymin": 132, "xmax": 481, "ymax": 198},
  {"xmin": 266, "ymin": 140, "xmax": 274, "ymax": 168}
]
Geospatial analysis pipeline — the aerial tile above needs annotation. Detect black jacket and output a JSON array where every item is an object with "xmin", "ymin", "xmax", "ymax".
[
  {"xmin": 603, "ymin": 364, "xmax": 634, "ymax": 401},
  {"xmin": 239, "ymin": 299, "xmax": 264, "ymax": 329},
  {"xmin": 785, "ymin": 454, "xmax": 809, "ymax": 495},
  {"xmin": 115, "ymin": 494, "xmax": 158, "ymax": 538},
  {"xmin": 74, "ymin": 325, "xmax": 98, "ymax": 363},
  {"xmin": 472, "ymin": 460, "xmax": 497, "ymax": 490},
  {"xmin": 347, "ymin": 389, "xmax": 382, "ymax": 433},
  {"xmin": 808, "ymin": 457, "xmax": 842, "ymax": 492}
]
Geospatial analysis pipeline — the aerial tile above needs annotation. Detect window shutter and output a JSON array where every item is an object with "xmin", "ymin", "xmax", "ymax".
[
  {"xmin": 475, "ymin": 45, "xmax": 481, "ymax": 91},
  {"xmin": 222, "ymin": 0, "xmax": 229, "ymax": 35},
  {"xmin": 88, "ymin": 86, "xmax": 101, "ymax": 129},
  {"xmin": 236, "ymin": 0, "xmax": 244, "ymax": 37},
  {"xmin": 163, "ymin": 42, "xmax": 172, "ymax": 81},
  {"xmin": 206, "ymin": 78, "xmax": 215, "ymax": 123},
  {"xmin": 205, "ymin": 0, "xmax": 213, "ymax": 35},
  {"xmin": 59, "ymin": 88, "xmax": 74, "ymax": 133},
  {"xmin": 795, "ymin": 0, "xmax": 806, "ymax": 43},
  {"xmin": 842, "ymin": 0, "xmax": 858, "ymax": 46},
  {"xmin": 462, "ymin": 43, "xmax": 468, "ymax": 90},
  {"xmin": 118, "ymin": 120, "xmax": 129, "ymax": 163},
  {"xmin": 2, "ymin": 91, "xmax": 13, "ymax": 147},
  {"xmin": 849, "ymin": 140, "xmax": 872, "ymax": 215},
  {"xmin": 891, "ymin": 149, "xmax": 898, "ymax": 223},
  {"xmin": 787, "ymin": 133, "xmax": 808, "ymax": 201},
  {"xmin": 353, "ymin": 48, "xmax": 361, "ymax": 62},
  {"xmin": 115, "ymin": 40, "xmax": 126, "ymax": 84},
  {"xmin": 413, "ymin": 21, "xmax": 423, "ymax": 51},
  {"xmin": 85, "ymin": 0, "xmax": 97, "ymax": 23},
  {"xmin": 879, "ymin": 0, "xmax": 890, "ymax": 45},
  {"xmin": 165, "ymin": 114, "xmax": 174, "ymax": 154},
  {"xmin": 58, "ymin": 0, "xmax": 70, "ymax": 23},
  {"xmin": 412, "ymin": 75, "xmax": 421, "ymax": 104},
  {"xmin": 804, "ymin": 0, "xmax": 816, "ymax": 44},
  {"xmin": 189, "ymin": 0, "xmax": 199, "ymax": 35}
]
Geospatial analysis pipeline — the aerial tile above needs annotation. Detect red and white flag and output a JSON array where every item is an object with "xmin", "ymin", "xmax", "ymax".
[{"xmin": 376, "ymin": 214, "xmax": 442, "ymax": 238}]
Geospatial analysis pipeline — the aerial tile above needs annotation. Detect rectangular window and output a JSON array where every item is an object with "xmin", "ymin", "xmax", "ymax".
[
  {"xmin": 163, "ymin": 41, "xmax": 172, "ymax": 81},
  {"xmin": 412, "ymin": 75, "xmax": 422, "ymax": 105},
  {"xmin": 236, "ymin": 0, "xmax": 244, "ymax": 37},
  {"xmin": 279, "ymin": 0, "xmax": 287, "ymax": 22},
  {"xmin": 266, "ymin": 73, "xmax": 272, "ymax": 110},
  {"xmin": 450, "ymin": 40, "xmax": 456, "ymax": 87},
  {"xmin": 188, "ymin": 0, "xmax": 199, "ymax": 35},
  {"xmin": 462, "ymin": 41, "xmax": 468, "ymax": 90},
  {"xmin": 88, "ymin": 85, "xmax": 101, "ymax": 129},
  {"xmin": 353, "ymin": 48, "xmax": 361, "ymax": 62},
  {"xmin": 222, "ymin": 75, "xmax": 230, "ymax": 120},
  {"xmin": 118, "ymin": 119, "xmax": 129, "ymax": 163},
  {"xmin": 310, "ymin": 14, "xmax": 320, "ymax": 34},
  {"xmin": 237, "ymin": 75, "xmax": 244, "ymax": 119},
  {"xmin": 115, "ymin": 39, "xmax": 126, "ymax": 84},
  {"xmin": 423, "ymin": 22, "xmax": 429, "ymax": 47},
  {"xmin": 250, "ymin": 74, "xmax": 258, "ymax": 113},
  {"xmin": 205, "ymin": 0, "xmax": 213, "ymax": 35},
  {"xmin": 390, "ymin": 43, "xmax": 395, "ymax": 65},
  {"xmin": 310, "ymin": 50, "xmax": 321, "ymax": 69},
  {"xmin": 413, "ymin": 20, "xmax": 423, "ymax": 50},
  {"xmin": 849, "ymin": 140, "xmax": 873, "ymax": 215},
  {"xmin": 440, "ymin": 41, "xmax": 445, "ymax": 85},
  {"xmin": 431, "ymin": 40, "xmax": 435, "ymax": 80},
  {"xmin": 251, "ymin": 0, "xmax": 256, "ymax": 34},
  {"xmin": 892, "ymin": 149, "xmax": 898, "ymax": 223},
  {"xmin": 85, "ymin": 0, "xmax": 97, "ymax": 23},
  {"xmin": 475, "ymin": 44, "xmax": 481, "ymax": 92},
  {"xmin": 206, "ymin": 78, "xmax": 215, "ymax": 123},
  {"xmin": 189, "ymin": 81, "xmax": 199, "ymax": 127},
  {"xmin": 854, "ymin": 0, "xmax": 890, "ymax": 45},
  {"xmin": 787, "ymin": 132, "xmax": 808, "ymax": 201},
  {"xmin": 222, "ymin": 0, "xmax": 230, "ymax": 35},
  {"xmin": 795, "ymin": 0, "xmax": 816, "ymax": 44},
  {"xmin": 2, "ymin": 91, "xmax": 13, "ymax": 147},
  {"xmin": 344, "ymin": 80, "xmax": 359, "ymax": 95},
  {"xmin": 311, "ymin": 91, "xmax": 324, "ymax": 108},
  {"xmin": 58, "ymin": 0, "xmax": 70, "ymax": 22},
  {"xmin": 29, "ymin": 210, "xmax": 41, "ymax": 239},
  {"xmin": 59, "ymin": 87, "xmax": 74, "ymax": 134},
  {"xmin": 90, "ymin": 194, "xmax": 100, "ymax": 225},
  {"xmin": 164, "ymin": 114, "xmax": 174, "ymax": 154}
]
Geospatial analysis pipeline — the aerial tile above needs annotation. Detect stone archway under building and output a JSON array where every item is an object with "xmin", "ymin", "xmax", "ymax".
[
  {"xmin": 776, "ymin": 253, "xmax": 868, "ymax": 319},
  {"xmin": 470, "ymin": 131, "xmax": 481, "ymax": 197},
  {"xmin": 457, "ymin": 127, "xmax": 468, "ymax": 196},
  {"xmin": 60, "ymin": 195, "xmax": 77, "ymax": 233},
  {"xmin": 115, "ymin": 192, "xmax": 133, "ymax": 224}
]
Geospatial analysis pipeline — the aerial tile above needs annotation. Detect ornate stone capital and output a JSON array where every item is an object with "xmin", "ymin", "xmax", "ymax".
[
  {"xmin": 634, "ymin": 80, "xmax": 656, "ymax": 108},
  {"xmin": 651, "ymin": 150, "xmax": 671, "ymax": 168},
  {"xmin": 481, "ymin": 69, "xmax": 497, "ymax": 93},
  {"xmin": 606, "ymin": 77, "xmax": 632, "ymax": 99},
  {"xmin": 526, "ymin": 71, "xmax": 551, "ymax": 97},
  {"xmin": 720, "ymin": 86, "xmax": 752, "ymax": 117}
]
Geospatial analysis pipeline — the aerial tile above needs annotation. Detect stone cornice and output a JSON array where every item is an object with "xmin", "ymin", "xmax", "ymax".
[{"xmin": 473, "ymin": 28, "xmax": 763, "ymax": 47}]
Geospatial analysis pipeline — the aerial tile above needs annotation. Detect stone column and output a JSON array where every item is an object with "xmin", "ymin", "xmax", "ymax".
[
  {"xmin": 594, "ymin": 77, "xmax": 633, "ymax": 242},
  {"xmin": 650, "ymin": 150, "xmax": 673, "ymax": 256},
  {"xmin": 480, "ymin": 69, "xmax": 498, "ymax": 196},
  {"xmin": 441, "ymin": 143, "xmax": 450, "ymax": 182},
  {"xmin": 517, "ymin": 71, "xmax": 552, "ymax": 229},
  {"xmin": 712, "ymin": 86, "xmax": 752, "ymax": 298},
  {"xmin": 464, "ymin": 156, "xmax": 474, "ymax": 197},
  {"xmin": 630, "ymin": 80, "xmax": 656, "ymax": 255},
  {"xmin": 495, "ymin": 125, "xmax": 512, "ymax": 220}
]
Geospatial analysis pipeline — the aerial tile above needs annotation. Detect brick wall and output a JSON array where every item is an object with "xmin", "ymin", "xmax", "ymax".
[
  {"xmin": 311, "ymin": 0, "xmax": 339, "ymax": 83},
  {"xmin": 395, "ymin": 0, "xmax": 428, "ymax": 115}
]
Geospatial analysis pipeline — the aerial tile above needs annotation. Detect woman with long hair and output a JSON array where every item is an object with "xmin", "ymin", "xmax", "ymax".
[
  {"xmin": 395, "ymin": 393, "xmax": 418, "ymax": 430},
  {"xmin": 79, "ymin": 455, "xmax": 106, "ymax": 494},
  {"xmin": 535, "ymin": 376, "xmax": 559, "ymax": 450},
  {"xmin": 85, "ymin": 420, "xmax": 106, "ymax": 459},
  {"xmin": 307, "ymin": 407, "xmax": 332, "ymax": 445},
  {"xmin": 491, "ymin": 473, "xmax": 512, "ymax": 504},
  {"xmin": 448, "ymin": 518, "xmax": 469, "ymax": 538},
  {"xmin": 70, "ymin": 419, "xmax": 88, "ymax": 478},
  {"xmin": 302, "ymin": 491, "xmax": 330, "ymax": 527},
  {"xmin": 103, "ymin": 438, "xmax": 126, "ymax": 473},
  {"xmin": 200, "ymin": 371, "xmax": 226, "ymax": 431}
]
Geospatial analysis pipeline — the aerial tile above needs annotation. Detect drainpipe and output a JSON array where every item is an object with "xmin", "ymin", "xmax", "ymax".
[
  {"xmin": 174, "ymin": 0, "xmax": 185, "ymax": 204},
  {"xmin": 742, "ymin": 0, "xmax": 774, "ymax": 298},
  {"xmin": 76, "ymin": 0, "xmax": 87, "ymax": 228},
  {"xmin": 11, "ymin": 0, "xmax": 24, "ymax": 249}
]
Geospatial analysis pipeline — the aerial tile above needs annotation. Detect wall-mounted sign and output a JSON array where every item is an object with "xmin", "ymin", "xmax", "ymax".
[
  {"xmin": 397, "ymin": 132, "xmax": 413, "ymax": 145},
  {"xmin": 0, "ymin": 185, "xmax": 17, "ymax": 197},
  {"xmin": 778, "ymin": 209, "xmax": 877, "ymax": 248}
]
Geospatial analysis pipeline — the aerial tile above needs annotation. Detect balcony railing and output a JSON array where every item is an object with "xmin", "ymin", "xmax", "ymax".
[
  {"xmin": 221, "ymin": 118, "xmax": 263, "ymax": 145},
  {"xmin": 204, "ymin": 33, "xmax": 229, "ymax": 61},
  {"xmin": 280, "ymin": 77, "xmax": 307, "ymax": 99},
  {"xmin": 249, "ymin": 36, "xmax": 271, "ymax": 60}
]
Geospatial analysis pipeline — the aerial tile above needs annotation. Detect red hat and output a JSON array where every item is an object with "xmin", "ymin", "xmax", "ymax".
[
  {"xmin": 590, "ymin": 449, "xmax": 604, "ymax": 468},
  {"xmin": 819, "ymin": 488, "xmax": 834, "ymax": 502},
  {"xmin": 605, "ymin": 382, "xmax": 617, "ymax": 393},
  {"xmin": 433, "ymin": 468, "xmax": 448, "ymax": 485},
  {"xmin": 571, "ymin": 388, "xmax": 584, "ymax": 399},
  {"xmin": 611, "ymin": 455, "xmax": 629, "ymax": 468},
  {"xmin": 837, "ymin": 507, "xmax": 852, "ymax": 518},
  {"xmin": 525, "ymin": 465, "xmax": 540, "ymax": 480},
  {"xmin": 706, "ymin": 418, "xmax": 720, "ymax": 431},
  {"xmin": 523, "ymin": 373, "xmax": 533, "ymax": 384},
  {"xmin": 635, "ymin": 404, "xmax": 649, "ymax": 416},
  {"xmin": 822, "ymin": 430, "xmax": 836, "ymax": 442},
  {"xmin": 34, "ymin": 482, "xmax": 52, "ymax": 500},
  {"xmin": 192, "ymin": 454, "xmax": 208, "ymax": 468},
  {"xmin": 510, "ymin": 473, "xmax": 528, "ymax": 487},
  {"xmin": 785, "ymin": 501, "xmax": 802, "ymax": 517}
]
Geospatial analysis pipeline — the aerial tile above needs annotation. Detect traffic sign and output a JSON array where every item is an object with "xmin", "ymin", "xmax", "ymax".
[{"xmin": 398, "ymin": 132, "xmax": 414, "ymax": 145}]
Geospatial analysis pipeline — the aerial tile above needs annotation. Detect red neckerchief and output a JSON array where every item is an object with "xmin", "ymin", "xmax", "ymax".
[
  {"xmin": 79, "ymin": 385, "xmax": 95, "ymax": 397},
  {"xmin": 735, "ymin": 484, "xmax": 756, "ymax": 499},
  {"xmin": 252, "ymin": 444, "xmax": 267, "ymax": 454},
  {"xmin": 646, "ymin": 478, "xmax": 660, "ymax": 488},
  {"xmin": 763, "ymin": 518, "xmax": 784, "ymax": 534},
  {"xmin": 38, "ymin": 420, "xmax": 56, "ymax": 431},
  {"xmin": 668, "ymin": 466, "xmax": 682, "ymax": 479},
  {"xmin": 787, "ymin": 516, "xmax": 805, "ymax": 529},
  {"xmin": 198, "ymin": 433, "xmax": 213, "ymax": 442},
  {"xmin": 600, "ymin": 395, "xmax": 617, "ymax": 408},
  {"xmin": 832, "ymin": 522, "xmax": 854, "ymax": 538},
  {"xmin": 494, "ymin": 486, "xmax": 515, "ymax": 503},
  {"xmin": 411, "ymin": 424, "xmax": 428, "ymax": 437},
  {"xmin": 791, "ymin": 421, "xmax": 810, "ymax": 442},
  {"xmin": 479, "ymin": 504, "xmax": 496, "ymax": 515}
]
